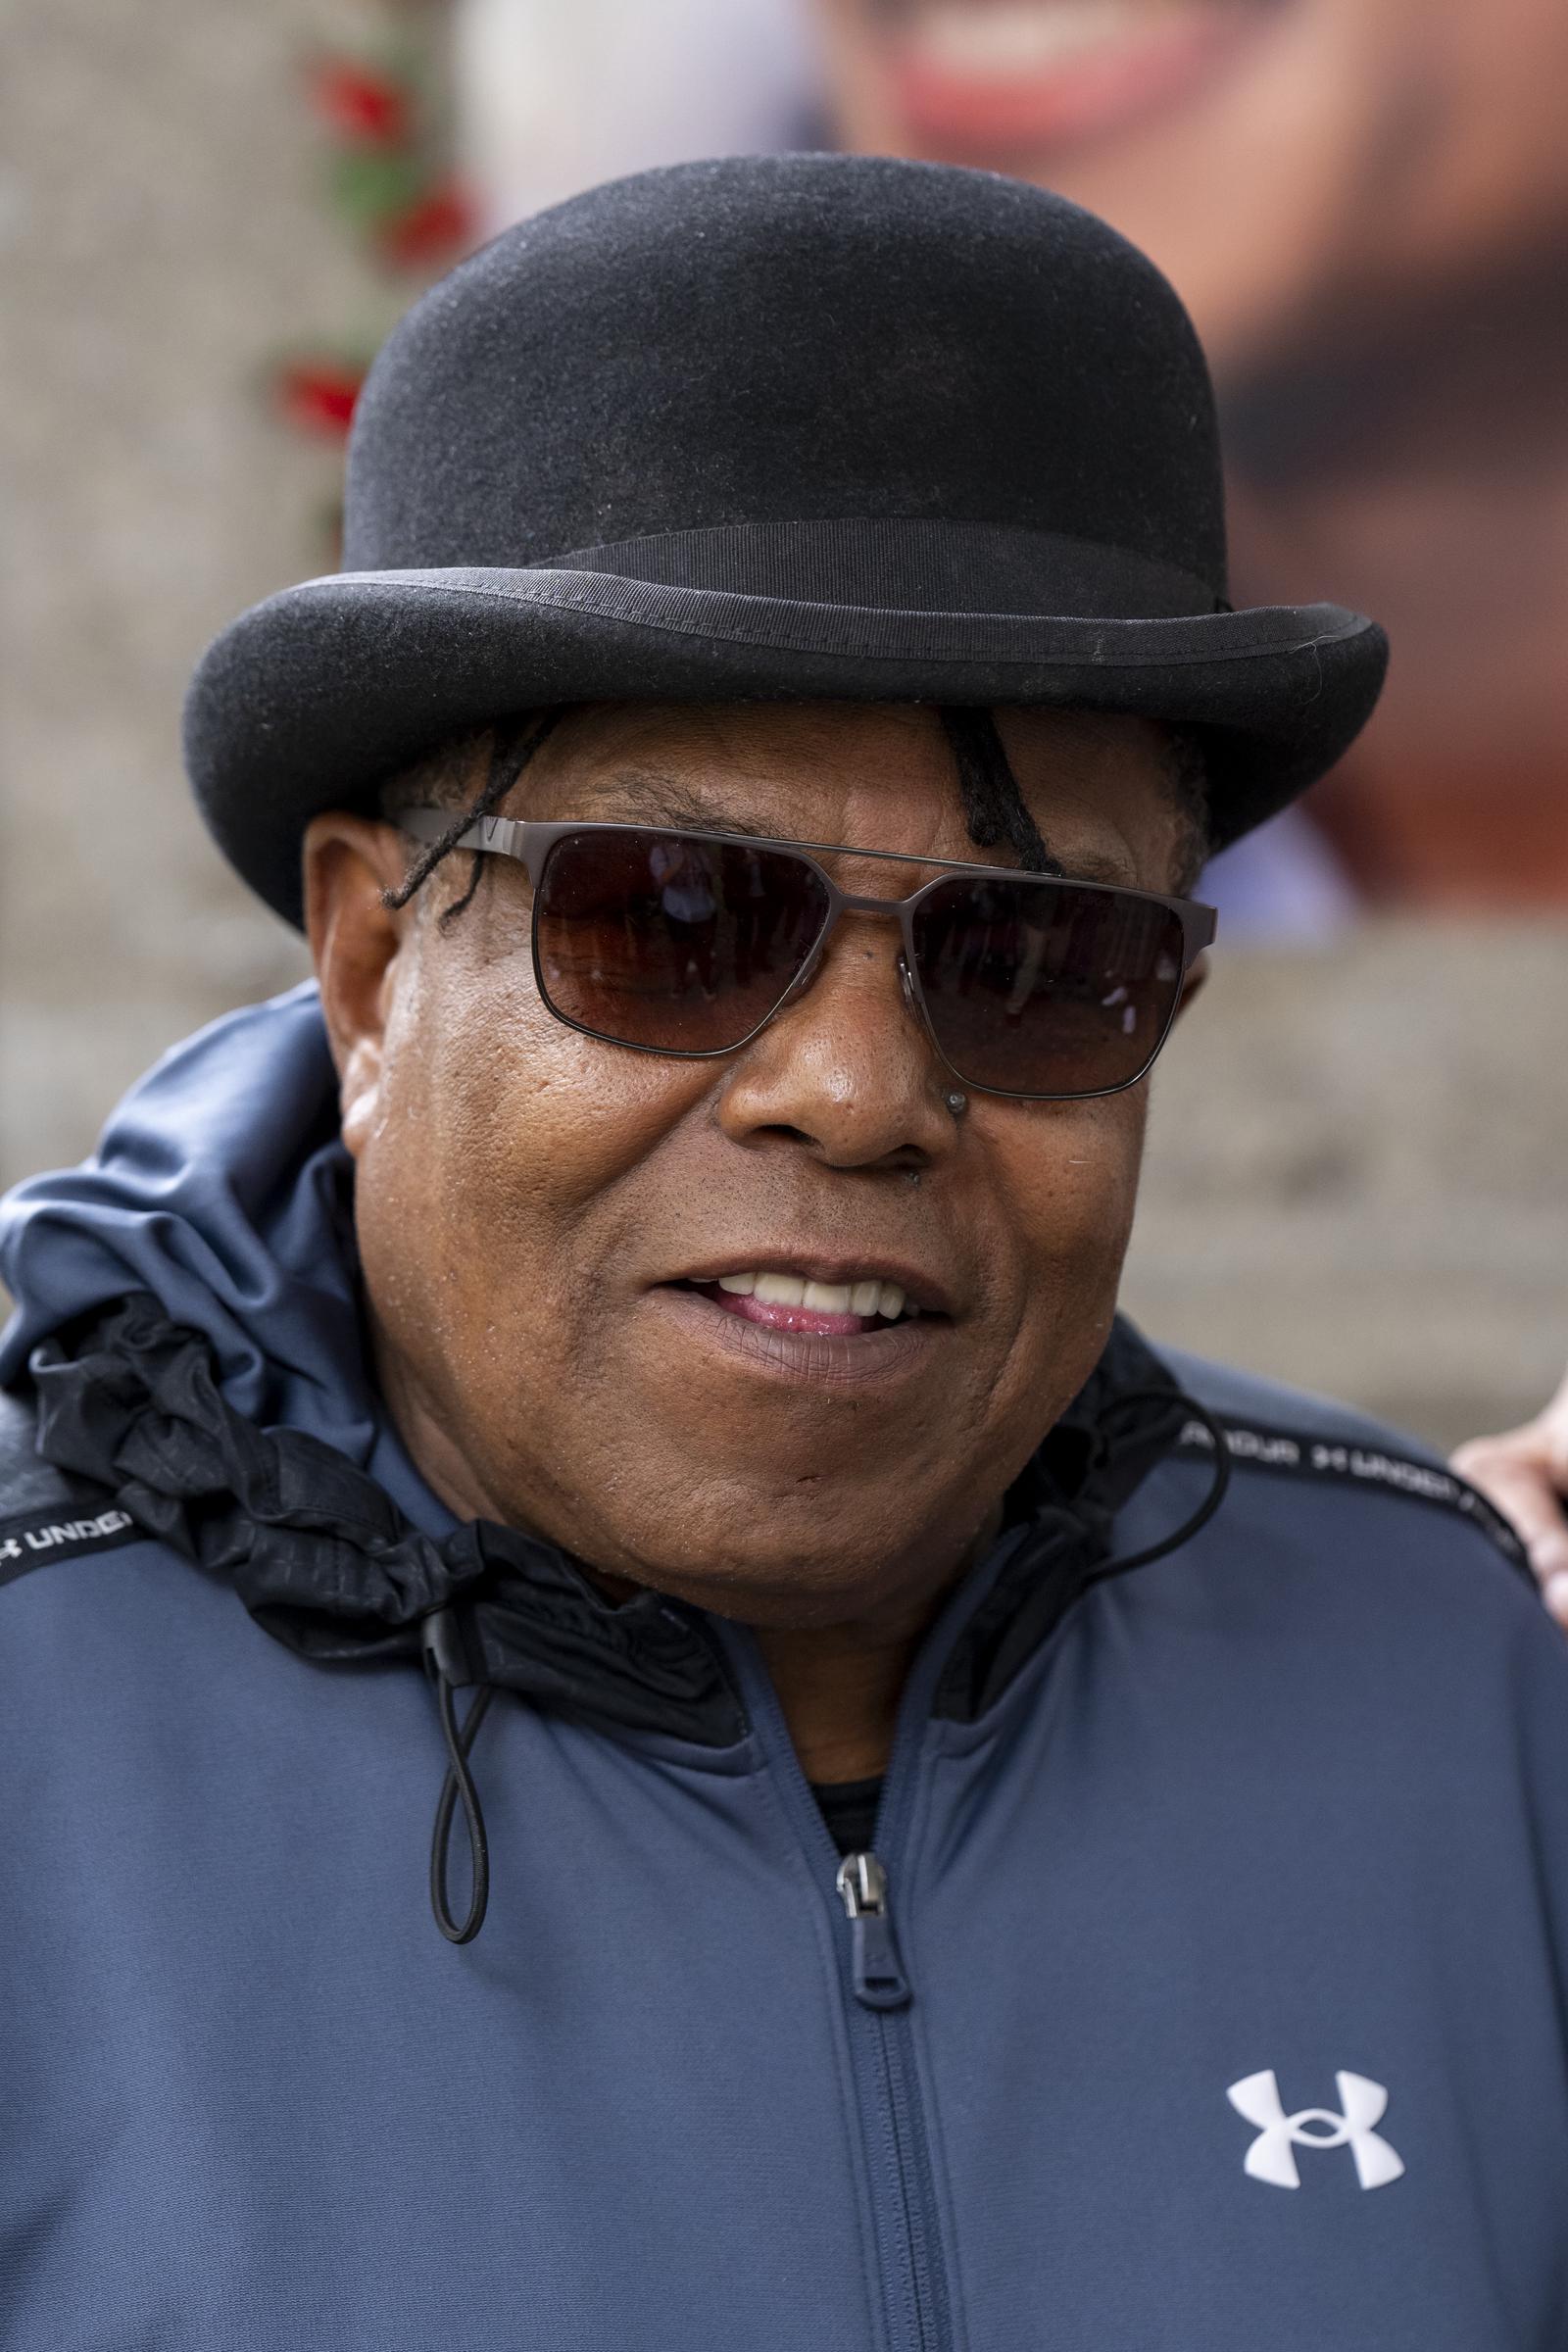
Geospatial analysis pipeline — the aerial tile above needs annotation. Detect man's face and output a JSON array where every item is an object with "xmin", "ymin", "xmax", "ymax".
[
  {"xmin": 309, "ymin": 703, "xmax": 1188, "ymax": 1632},
  {"xmin": 813, "ymin": 0, "xmax": 1568, "ymax": 372}
]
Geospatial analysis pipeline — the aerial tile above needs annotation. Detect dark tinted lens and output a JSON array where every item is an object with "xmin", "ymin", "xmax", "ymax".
[
  {"xmin": 911, "ymin": 875, "xmax": 1187, "ymax": 1097},
  {"xmin": 534, "ymin": 828, "xmax": 831, "ymax": 1053}
]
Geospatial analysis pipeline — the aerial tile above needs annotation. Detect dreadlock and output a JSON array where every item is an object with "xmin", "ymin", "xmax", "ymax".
[
  {"xmin": 938, "ymin": 707, "xmax": 1055, "ymax": 873},
  {"xmin": 379, "ymin": 703, "xmax": 1210, "ymax": 919},
  {"xmin": 942, "ymin": 705, "xmax": 1210, "ymax": 891},
  {"xmin": 380, "ymin": 710, "xmax": 564, "ymax": 928}
]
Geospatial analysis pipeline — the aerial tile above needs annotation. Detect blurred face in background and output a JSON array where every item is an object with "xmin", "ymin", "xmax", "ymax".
[
  {"xmin": 816, "ymin": 0, "xmax": 1568, "ymax": 372},
  {"xmin": 816, "ymin": 0, "xmax": 1568, "ymax": 906}
]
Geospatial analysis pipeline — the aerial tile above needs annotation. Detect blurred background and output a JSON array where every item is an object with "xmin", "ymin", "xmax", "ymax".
[{"xmin": 3, "ymin": 0, "xmax": 1565, "ymax": 1445}]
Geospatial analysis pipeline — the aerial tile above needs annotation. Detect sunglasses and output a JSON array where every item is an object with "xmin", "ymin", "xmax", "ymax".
[{"xmin": 400, "ymin": 811, "xmax": 1216, "ymax": 1102}]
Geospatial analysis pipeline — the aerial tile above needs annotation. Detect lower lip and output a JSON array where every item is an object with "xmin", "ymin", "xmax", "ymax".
[
  {"xmin": 883, "ymin": 3, "xmax": 1272, "ymax": 157},
  {"xmin": 653, "ymin": 1286, "xmax": 942, "ymax": 1389}
]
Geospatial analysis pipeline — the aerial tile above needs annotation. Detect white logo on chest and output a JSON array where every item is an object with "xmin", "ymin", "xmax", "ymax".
[{"xmin": 1227, "ymin": 2070, "xmax": 1405, "ymax": 2190}]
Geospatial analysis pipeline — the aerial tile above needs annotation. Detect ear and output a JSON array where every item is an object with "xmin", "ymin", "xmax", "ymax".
[
  {"xmin": 1172, "ymin": 949, "xmax": 1209, "ymax": 1025},
  {"xmin": 302, "ymin": 812, "xmax": 418, "ymax": 1161}
]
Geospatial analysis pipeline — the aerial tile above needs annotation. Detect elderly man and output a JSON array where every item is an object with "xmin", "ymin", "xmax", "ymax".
[{"xmin": 2, "ymin": 158, "xmax": 1565, "ymax": 2351}]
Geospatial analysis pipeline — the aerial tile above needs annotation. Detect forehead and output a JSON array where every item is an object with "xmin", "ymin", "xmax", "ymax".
[{"xmin": 505, "ymin": 702, "xmax": 1180, "ymax": 887}]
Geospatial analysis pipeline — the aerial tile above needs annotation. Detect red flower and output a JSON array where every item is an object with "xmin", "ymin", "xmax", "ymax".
[
  {"xmin": 308, "ymin": 57, "xmax": 413, "ymax": 147},
  {"xmin": 377, "ymin": 179, "xmax": 476, "ymax": 269},
  {"xmin": 275, "ymin": 359, "xmax": 366, "ymax": 439}
]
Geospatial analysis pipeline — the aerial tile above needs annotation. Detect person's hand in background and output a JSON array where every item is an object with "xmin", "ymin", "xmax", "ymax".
[{"xmin": 1454, "ymin": 1366, "xmax": 1568, "ymax": 1625}]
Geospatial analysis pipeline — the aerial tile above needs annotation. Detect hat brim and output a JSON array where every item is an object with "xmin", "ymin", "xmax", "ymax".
[{"xmin": 184, "ymin": 563, "xmax": 1388, "ymax": 928}]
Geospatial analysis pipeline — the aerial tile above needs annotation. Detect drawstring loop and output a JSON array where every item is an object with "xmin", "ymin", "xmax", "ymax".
[
  {"xmin": 420, "ymin": 1606, "xmax": 495, "ymax": 1945},
  {"xmin": 1082, "ymin": 1390, "xmax": 1233, "ymax": 1587}
]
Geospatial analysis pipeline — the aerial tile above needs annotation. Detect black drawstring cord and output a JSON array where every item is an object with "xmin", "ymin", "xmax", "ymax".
[
  {"xmin": 431, "ymin": 1679, "xmax": 495, "ymax": 1945},
  {"xmin": 420, "ymin": 1606, "xmax": 495, "ymax": 1945},
  {"xmin": 1080, "ymin": 1390, "xmax": 1233, "ymax": 1589}
]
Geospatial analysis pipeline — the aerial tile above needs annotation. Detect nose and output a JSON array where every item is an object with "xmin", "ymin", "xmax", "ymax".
[{"xmin": 714, "ymin": 912, "xmax": 958, "ymax": 1171}]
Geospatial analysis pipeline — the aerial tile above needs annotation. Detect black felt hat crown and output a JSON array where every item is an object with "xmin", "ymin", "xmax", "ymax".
[{"xmin": 185, "ymin": 153, "xmax": 1387, "ymax": 924}]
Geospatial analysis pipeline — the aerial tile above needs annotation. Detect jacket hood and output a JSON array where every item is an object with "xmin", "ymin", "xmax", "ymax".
[{"xmin": 0, "ymin": 983, "xmax": 440, "ymax": 1520}]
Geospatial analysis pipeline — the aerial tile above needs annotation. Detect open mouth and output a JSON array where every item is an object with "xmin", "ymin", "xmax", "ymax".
[
  {"xmin": 656, "ymin": 1264, "xmax": 948, "ymax": 1390},
  {"xmin": 686, "ymin": 1269, "xmax": 924, "ymax": 1339},
  {"xmin": 864, "ymin": 0, "xmax": 1282, "ymax": 156}
]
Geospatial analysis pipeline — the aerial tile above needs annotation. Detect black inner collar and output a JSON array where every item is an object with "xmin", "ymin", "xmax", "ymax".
[{"xmin": 811, "ymin": 1776, "xmax": 884, "ymax": 1857}]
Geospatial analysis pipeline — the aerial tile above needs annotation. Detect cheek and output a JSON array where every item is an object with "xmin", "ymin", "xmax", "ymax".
[
  {"xmin": 351, "ymin": 957, "xmax": 708, "ymax": 1352},
  {"xmin": 985, "ymin": 1094, "xmax": 1149, "ymax": 1398},
  {"xmin": 1008, "ymin": 1094, "xmax": 1146, "ymax": 1266}
]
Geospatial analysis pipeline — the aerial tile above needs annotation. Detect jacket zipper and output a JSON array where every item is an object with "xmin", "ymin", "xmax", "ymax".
[
  {"xmin": 836, "ymin": 1852, "xmax": 909, "ymax": 2010},
  {"xmin": 714, "ymin": 1548, "xmax": 1044, "ymax": 2352},
  {"xmin": 835, "ymin": 1850, "xmax": 955, "ymax": 2352},
  {"xmin": 716, "ymin": 1626, "xmax": 959, "ymax": 2352}
]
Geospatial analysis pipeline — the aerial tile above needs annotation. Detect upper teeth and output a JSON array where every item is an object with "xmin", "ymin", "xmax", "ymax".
[
  {"xmin": 906, "ymin": 0, "xmax": 1144, "ymax": 76},
  {"xmin": 717, "ymin": 1271, "xmax": 913, "ymax": 1319}
]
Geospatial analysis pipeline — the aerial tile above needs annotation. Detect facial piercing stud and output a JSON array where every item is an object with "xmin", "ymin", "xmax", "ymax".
[{"xmin": 945, "ymin": 1090, "xmax": 968, "ymax": 1117}]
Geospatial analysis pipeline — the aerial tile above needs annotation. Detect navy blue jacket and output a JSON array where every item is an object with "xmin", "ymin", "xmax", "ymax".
[{"xmin": 1, "ymin": 985, "xmax": 1564, "ymax": 2352}]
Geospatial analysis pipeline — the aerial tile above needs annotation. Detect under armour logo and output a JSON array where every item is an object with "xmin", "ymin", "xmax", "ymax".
[{"xmin": 1227, "ymin": 2070, "xmax": 1405, "ymax": 2190}]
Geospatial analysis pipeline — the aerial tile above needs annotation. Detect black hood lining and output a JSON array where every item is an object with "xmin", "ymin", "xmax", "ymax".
[{"xmin": 23, "ymin": 1293, "xmax": 1190, "ymax": 1741}]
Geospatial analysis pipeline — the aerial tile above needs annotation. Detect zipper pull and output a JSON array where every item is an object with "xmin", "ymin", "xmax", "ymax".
[{"xmin": 836, "ymin": 1851, "xmax": 913, "ymax": 2011}]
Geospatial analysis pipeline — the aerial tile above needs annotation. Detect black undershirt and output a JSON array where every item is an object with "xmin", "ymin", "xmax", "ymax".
[{"xmin": 811, "ymin": 1776, "xmax": 884, "ymax": 1856}]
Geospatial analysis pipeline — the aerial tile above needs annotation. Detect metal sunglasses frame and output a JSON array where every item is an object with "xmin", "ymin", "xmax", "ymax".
[{"xmin": 401, "ymin": 809, "xmax": 1218, "ymax": 1102}]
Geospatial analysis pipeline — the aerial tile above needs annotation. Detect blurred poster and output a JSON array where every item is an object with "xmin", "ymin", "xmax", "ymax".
[
  {"xmin": 456, "ymin": 0, "xmax": 814, "ymax": 229},
  {"xmin": 455, "ymin": 0, "xmax": 1568, "ymax": 913}
]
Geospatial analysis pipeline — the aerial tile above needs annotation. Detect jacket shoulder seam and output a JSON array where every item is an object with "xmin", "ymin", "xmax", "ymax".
[
  {"xmin": 0, "ymin": 1384, "xmax": 140, "ymax": 1589},
  {"xmin": 1175, "ymin": 1410, "xmax": 1528, "ymax": 1579}
]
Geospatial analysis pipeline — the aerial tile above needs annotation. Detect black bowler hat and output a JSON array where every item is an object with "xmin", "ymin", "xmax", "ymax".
[{"xmin": 185, "ymin": 153, "xmax": 1387, "ymax": 926}]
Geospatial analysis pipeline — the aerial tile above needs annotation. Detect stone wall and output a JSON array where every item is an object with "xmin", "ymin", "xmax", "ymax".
[
  {"xmin": 1118, "ymin": 924, "xmax": 1568, "ymax": 1450},
  {"xmin": 5, "ymin": 0, "xmax": 1566, "ymax": 1452},
  {"xmin": 1, "ymin": 0, "xmax": 341, "ymax": 1176}
]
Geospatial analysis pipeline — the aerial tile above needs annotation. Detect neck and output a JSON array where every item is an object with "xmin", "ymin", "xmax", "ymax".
[
  {"xmin": 753, "ymin": 1500, "xmax": 1004, "ymax": 1785},
  {"xmin": 754, "ymin": 1614, "xmax": 925, "ymax": 1788}
]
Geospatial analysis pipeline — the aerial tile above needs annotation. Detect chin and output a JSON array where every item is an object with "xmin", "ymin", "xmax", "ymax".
[
  {"xmin": 640, "ymin": 1541, "xmax": 943, "ymax": 1633},
  {"xmin": 591, "ymin": 1449, "xmax": 965, "ymax": 1622}
]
